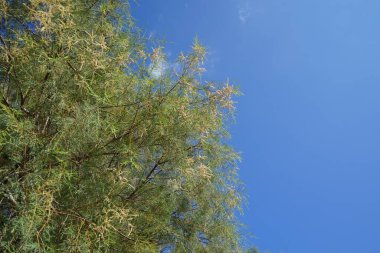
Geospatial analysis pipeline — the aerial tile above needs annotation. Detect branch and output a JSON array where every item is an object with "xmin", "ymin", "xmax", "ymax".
[
  {"xmin": 66, "ymin": 60, "xmax": 78, "ymax": 73},
  {"xmin": 99, "ymin": 105, "xmax": 141, "ymax": 150},
  {"xmin": 4, "ymin": 191, "xmax": 19, "ymax": 208},
  {"xmin": 126, "ymin": 156, "xmax": 167, "ymax": 201},
  {"xmin": 0, "ymin": 34, "xmax": 9, "ymax": 53},
  {"xmin": 99, "ymin": 100, "xmax": 142, "ymax": 109},
  {"xmin": 54, "ymin": 209, "xmax": 132, "ymax": 240},
  {"xmin": 1, "ymin": 95, "xmax": 10, "ymax": 108}
]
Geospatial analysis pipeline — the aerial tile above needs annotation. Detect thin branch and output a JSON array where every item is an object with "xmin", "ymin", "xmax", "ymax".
[
  {"xmin": 99, "ymin": 100, "xmax": 142, "ymax": 109},
  {"xmin": 66, "ymin": 61, "xmax": 78, "ymax": 73},
  {"xmin": 126, "ymin": 156, "xmax": 167, "ymax": 200},
  {"xmin": 0, "ymin": 34, "xmax": 10, "ymax": 53},
  {"xmin": 99, "ymin": 105, "xmax": 141, "ymax": 150},
  {"xmin": 54, "ymin": 209, "xmax": 132, "ymax": 240}
]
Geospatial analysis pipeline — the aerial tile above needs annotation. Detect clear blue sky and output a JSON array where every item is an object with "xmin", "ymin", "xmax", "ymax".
[{"xmin": 131, "ymin": 1, "xmax": 380, "ymax": 252}]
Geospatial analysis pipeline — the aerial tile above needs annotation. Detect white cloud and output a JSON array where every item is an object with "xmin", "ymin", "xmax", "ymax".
[
  {"xmin": 148, "ymin": 30, "xmax": 156, "ymax": 40},
  {"xmin": 238, "ymin": 3, "xmax": 251, "ymax": 24},
  {"xmin": 150, "ymin": 59, "xmax": 167, "ymax": 79}
]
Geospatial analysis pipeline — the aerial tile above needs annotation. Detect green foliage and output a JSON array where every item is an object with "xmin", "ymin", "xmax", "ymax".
[{"xmin": 0, "ymin": 0, "xmax": 242, "ymax": 252}]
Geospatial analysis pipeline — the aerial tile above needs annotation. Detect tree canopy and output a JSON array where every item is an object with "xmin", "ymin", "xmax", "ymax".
[{"xmin": 0, "ymin": 0, "xmax": 243, "ymax": 252}]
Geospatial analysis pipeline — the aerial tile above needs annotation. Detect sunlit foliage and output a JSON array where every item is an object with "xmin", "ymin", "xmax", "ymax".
[{"xmin": 0, "ymin": 1, "xmax": 242, "ymax": 252}]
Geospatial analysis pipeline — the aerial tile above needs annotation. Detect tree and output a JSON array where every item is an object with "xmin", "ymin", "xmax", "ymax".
[{"xmin": 0, "ymin": 0, "xmax": 242, "ymax": 252}]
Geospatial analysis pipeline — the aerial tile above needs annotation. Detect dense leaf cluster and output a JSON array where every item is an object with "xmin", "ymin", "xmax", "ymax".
[{"xmin": 0, "ymin": 1, "xmax": 243, "ymax": 252}]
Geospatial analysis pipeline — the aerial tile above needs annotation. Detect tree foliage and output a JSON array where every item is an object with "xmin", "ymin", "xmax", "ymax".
[{"xmin": 0, "ymin": 0, "xmax": 242, "ymax": 252}]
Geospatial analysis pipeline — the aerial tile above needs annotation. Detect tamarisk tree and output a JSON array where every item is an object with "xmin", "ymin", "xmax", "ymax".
[{"xmin": 0, "ymin": 0, "xmax": 243, "ymax": 252}]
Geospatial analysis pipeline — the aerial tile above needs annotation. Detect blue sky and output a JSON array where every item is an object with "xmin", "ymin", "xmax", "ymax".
[{"xmin": 131, "ymin": 1, "xmax": 380, "ymax": 252}]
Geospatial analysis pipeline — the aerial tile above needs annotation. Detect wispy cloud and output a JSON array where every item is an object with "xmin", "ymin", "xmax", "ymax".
[
  {"xmin": 148, "ymin": 30, "xmax": 156, "ymax": 40},
  {"xmin": 150, "ymin": 59, "xmax": 168, "ymax": 79},
  {"xmin": 238, "ymin": 3, "xmax": 251, "ymax": 24},
  {"xmin": 149, "ymin": 51, "xmax": 179, "ymax": 79}
]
